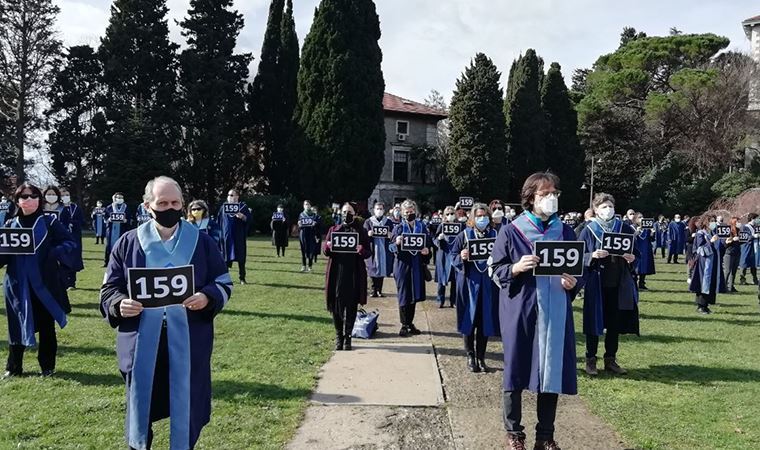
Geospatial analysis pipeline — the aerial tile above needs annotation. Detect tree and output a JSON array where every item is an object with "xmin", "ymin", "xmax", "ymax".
[
  {"xmin": 178, "ymin": 0, "xmax": 251, "ymax": 208},
  {"xmin": 541, "ymin": 62, "xmax": 585, "ymax": 211},
  {"xmin": 447, "ymin": 53, "xmax": 508, "ymax": 200},
  {"xmin": 46, "ymin": 45, "xmax": 106, "ymax": 202},
  {"xmin": 619, "ymin": 26, "xmax": 646, "ymax": 48},
  {"xmin": 505, "ymin": 49, "xmax": 546, "ymax": 195},
  {"xmin": 422, "ymin": 89, "xmax": 450, "ymax": 186},
  {"xmin": 97, "ymin": 0, "xmax": 181, "ymax": 201},
  {"xmin": 0, "ymin": 0, "xmax": 62, "ymax": 183},
  {"xmin": 294, "ymin": 0, "xmax": 385, "ymax": 202}
]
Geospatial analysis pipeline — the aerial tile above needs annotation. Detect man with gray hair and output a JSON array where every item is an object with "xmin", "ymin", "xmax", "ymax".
[{"xmin": 100, "ymin": 176, "xmax": 233, "ymax": 449}]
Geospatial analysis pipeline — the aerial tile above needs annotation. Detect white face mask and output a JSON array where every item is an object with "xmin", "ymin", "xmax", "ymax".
[
  {"xmin": 457, "ymin": 216, "xmax": 467, "ymax": 223},
  {"xmin": 96, "ymin": 203, "xmax": 103, "ymax": 208},
  {"xmin": 304, "ymin": 204, "xmax": 311, "ymax": 211},
  {"xmin": 114, "ymin": 198, "xmax": 124, "ymax": 205},
  {"xmin": 674, "ymin": 217, "xmax": 681, "ymax": 223},
  {"xmin": 597, "ymin": 206, "xmax": 615, "ymax": 221},
  {"xmin": 61, "ymin": 195, "xmax": 71, "ymax": 204},
  {"xmin": 538, "ymin": 196, "xmax": 559, "ymax": 216},
  {"xmin": 446, "ymin": 213, "xmax": 456, "ymax": 221},
  {"xmin": 374, "ymin": 208, "xmax": 384, "ymax": 218},
  {"xmin": 492, "ymin": 209, "xmax": 505, "ymax": 219},
  {"xmin": 45, "ymin": 194, "xmax": 58, "ymax": 204},
  {"xmin": 276, "ymin": 208, "xmax": 283, "ymax": 213},
  {"xmin": 228, "ymin": 196, "xmax": 237, "ymax": 203}
]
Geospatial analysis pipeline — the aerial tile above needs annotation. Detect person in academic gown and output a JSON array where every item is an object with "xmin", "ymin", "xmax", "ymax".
[
  {"xmin": 270, "ymin": 204, "xmax": 289, "ymax": 257},
  {"xmin": 311, "ymin": 206, "xmax": 323, "ymax": 263},
  {"xmin": 216, "ymin": 189, "xmax": 251, "ymax": 285},
  {"xmin": 667, "ymin": 214, "xmax": 686, "ymax": 264},
  {"xmin": 105, "ymin": 192, "xmax": 132, "ymax": 267},
  {"xmin": 580, "ymin": 193, "xmax": 639, "ymax": 377},
  {"xmin": 135, "ymin": 203, "xmax": 153, "ymax": 227},
  {"xmin": 0, "ymin": 194, "xmax": 16, "ymax": 224},
  {"xmin": 364, "ymin": 202, "xmax": 394, "ymax": 297},
  {"xmin": 434, "ymin": 206, "xmax": 458, "ymax": 308},
  {"xmin": 186, "ymin": 200, "xmax": 221, "ymax": 244},
  {"xmin": 298, "ymin": 200, "xmax": 319, "ymax": 272},
  {"xmin": 739, "ymin": 213, "xmax": 760, "ymax": 286},
  {"xmin": 723, "ymin": 217, "xmax": 742, "ymax": 293},
  {"xmin": 633, "ymin": 213, "xmax": 656, "ymax": 290},
  {"xmin": 92, "ymin": 201, "xmax": 107, "ymax": 244},
  {"xmin": 59, "ymin": 188, "xmax": 85, "ymax": 289},
  {"xmin": 655, "ymin": 216, "xmax": 668, "ymax": 258},
  {"xmin": 489, "ymin": 173, "xmax": 581, "ymax": 450},
  {"xmin": 42, "ymin": 186, "xmax": 71, "ymax": 223},
  {"xmin": 451, "ymin": 203, "xmax": 500, "ymax": 373},
  {"xmin": 490, "ymin": 200, "xmax": 507, "ymax": 232},
  {"xmin": 323, "ymin": 203, "xmax": 371, "ymax": 351},
  {"xmin": 689, "ymin": 215, "xmax": 725, "ymax": 314},
  {"xmin": 100, "ymin": 177, "xmax": 233, "ymax": 450},
  {"xmin": 3, "ymin": 183, "xmax": 76, "ymax": 378},
  {"xmin": 389, "ymin": 199, "xmax": 432, "ymax": 337}
]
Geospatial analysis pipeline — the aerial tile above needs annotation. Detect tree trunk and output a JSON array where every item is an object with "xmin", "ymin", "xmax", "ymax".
[{"xmin": 14, "ymin": 96, "xmax": 25, "ymax": 184}]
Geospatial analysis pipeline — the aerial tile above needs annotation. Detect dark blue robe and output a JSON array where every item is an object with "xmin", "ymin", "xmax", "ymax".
[
  {"xmin": 298, "ymin": 212, "xmax": 320, "ymax": 257},
  {"xmin": 689, "ymin": 230, "xmax": 726, "ymax": 297},
  {"xmin": 739, "ymin": 224, "xmax": 760, "ymax": 269},
  {"xmin": 364, "ymin": 216, "xmax": 393, "ymax": 278},
  {"xmin": 135, "ymin": 204, "xmax": 153, "ymax": 226},
  {"xmin": 489, "ymin": 212, "xmax": 581, "ymax": 394},
  {"xmin": 61, "ymin": 203, "xmax": 85, "ymax": 272},
  {"xmin": 668, "ymin": 221, "xmax": 686, "ymax": 254},
  {"xmin": 389, "ymin": 220, "xmax": 432, "ymax": 306},
  {"xmin": 271, "ymin": 212, "xmax": 289, "ymax": 248},
  {"xmin": 92, "ymin": 207, "xmax": 106, "ymax": 237},
  {"xmin": 186, "ymin": 217, "xmax": 221, "ymax": 245},
  {"xmin": 105, "ymin": 203, "xmax": 132, "ymax": 262},
  {"xmin": 0, "ymin": 200, "xmax": 16, "ymax": 224},
  {"xmin": 655, "ymin": 222, "xmax": 668, "ymax": 249},
  {"xmin": 100, "ymin": 222, "xmax": 232, "ymax": 449},
  {"xmin": 433, "ymin": 223, "xmax": 457, "ymax": 289},
  {"xmin": 451, "ymin": 226, "xmax": 500, "ymax": 337},
  {"xmin": 216, "ymin": 202, "xmax": 251, "ymax": 264},
  {"xmin": 635, "ymin": 228, "xmax": 656, "ymax": 275}
]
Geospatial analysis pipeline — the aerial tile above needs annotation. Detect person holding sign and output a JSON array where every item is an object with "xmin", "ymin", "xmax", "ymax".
[
  {"xmin": 667, "ymin": 214, "xmax": 686, "ymax": 264},
  {"xmin": 451, "ymin": 203, "xmax": 499, "ymax": 373},
  {"xmin": 59, "ymin": 188, "xmax": 85, "ymax": 290},
  {"xmin": 655, "ymin": 216, "xmax": 668, "ymax": 258},
  {"xmin": 434, "ymin": 206, "xmax": 459, "ymax": 308},
  {"xmin": 633, "ymin": 213, "xmax": 656, "ymax": 290},
  {"xmin": 723, "ymin": 217, "xmax": 742, "ymax": 293},
  {"xmin": 311, "ymin": 206, "xmax": 324, "ymax": 263},
  {"xmin": 298, "ymin": 201, "xmax": 319, "ymax": 272},
  {"xmin": 42, "ymin": 186, "xmax": 70, "ymax": 223},
  {"xmin": 739, "ymin": 213, "xmax": 760, "ymax": 286},
  {"xmin": 323, "ymin": 203, "xmax": 371, "ymax": 351},
  {"xmin": 3, "ymin": 183, "xmax": 76, "ymax": 379},
  {"xmin": 105, "ymin": 192, "xmax": 132, "ymax": 267},
  {"xmin": 270, "ymin": 204, "xmax": 289, "ymax": 257},
  {"xmin": 364, "ymin": 202, "xmax": 393, "ymax": 297},
  {"xmin": 91, "ymin": 201, "xmax": 106, "ymax": 244},
  {"xmin": 488, "ymin": 173, "xmax": 581, "ymax": 450},
  {"xmin": 100, "ymin": 176, "xmax": 233, "ymax": 450},
  {"xmin": 579, "ymin": 193, "xmax": 639, "ymax": 377},
  {"xmin": 389, "ymin": 199, "xmax": 432, "ymax": 337},
  {"xmin": 216, "ymin": 189, "xmax": 251, "ymax": 285},
  {"xmin": 489, "ymin": 200, "xmax": 507, "ymax": 232},
  {"xmin": 135, "ymin": 203, "xmax": 153, "ymax": 227},
  {"xmin": 689, "ymin": 215, "xmax": 726, "ymax": 314},
  {"xmin": 186, "ymin": 200, "xmax": 221, "ymax": 244},
  {"xmin": 0, "ymin": 194, "xmax": 16, "ymax": 224}
]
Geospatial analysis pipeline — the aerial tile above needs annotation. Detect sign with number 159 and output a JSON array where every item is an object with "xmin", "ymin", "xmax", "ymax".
[
  {"xmin": 128, "ymin": 265, "xmax": 195, "ymax": 308},
  {"xmin": 533, "ymin": 241, "xmax": 585, "ymax": 277}
]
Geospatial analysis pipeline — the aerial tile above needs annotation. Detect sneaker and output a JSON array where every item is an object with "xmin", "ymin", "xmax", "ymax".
[
  {"xmin": 300, "ymin": 266, "xmax": 307, "ymax": 273},
  {"xmin": 585, "ymin": 357, "xmax": 598, "ymax": 376},
  {"xmin": 697, "ymin": 306, "xmax": 710, "ymax": 315},
  {"xmin": 307, "ymin": 267, "xmax": 312, "ymax": 273}
]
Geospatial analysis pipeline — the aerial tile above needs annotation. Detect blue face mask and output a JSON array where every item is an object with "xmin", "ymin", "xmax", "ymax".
[
  {"xmin": 475, "ymin": 216, "xmax": 489, "ymax": 230},
  {"xmin": 709, "ymin": 222, "xmax": 717, "ymax": 231}
]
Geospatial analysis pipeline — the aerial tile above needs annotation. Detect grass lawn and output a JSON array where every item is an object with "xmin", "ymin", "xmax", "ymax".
[
  {"xmin": 0, "ymin": 236, "xmax": 333, "ymax": 449},
  {"xmin": 575, "ymin": 255, "xmax": 760, "ymax": 450}
]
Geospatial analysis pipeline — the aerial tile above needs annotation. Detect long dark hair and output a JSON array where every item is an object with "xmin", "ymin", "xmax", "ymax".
[
  {"xmin": 43, "ymin": 185, "xmax": 61, "ymax": 200},
  {"xmin": 13, "ymin": 183, "xmax": 44, "ymax": 216}
]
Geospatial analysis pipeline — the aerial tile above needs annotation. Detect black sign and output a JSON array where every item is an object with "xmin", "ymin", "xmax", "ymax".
[
  {"xmin": 459, "ymin": 196, "xmax": 474, "ymax": 209},
  {"xmin": 467, "ymin": 238, "xmax": 496, "ymax": 262},
  {"xmin": 136, "ymin": 214, "xmax": 152, "ymax": 224},
  {"xmin": 0, "ymin": 204, "xmax": 9, "ymax": 212},
  {"xmin": 223, "ymin": 203, "xmax": 241, "ymax": 215},
  {"xmin": 271, "ymin": 212, "xmax": 284, "ymax": 221},
  {"xmin": 442, "ymin": 222, "xmax": 464, "ymax": 236},
  {"xmin": 716, "ymin": 225, "xmax": 731, "ymax": 238},
  {"xmin": 128, "ymin": 265, "xmax": 195, "ymax": 308},
  {"xmin": 299, "ymin": 216, "xmax": 315, "ymax": 227},
  {"xmin": 400, "ymin": 233, "xmax": 426, "ymax": 252},
  {"xmin": 738, "ymin": 231, "xmax": 751, "ymax": 243},
  {"xmin": 641, "ymin": 218, "xmax": 654, "ymax": 229},
  {"xmin": 372, "ymin": 225, "xmax": 390, "ymax": 238},
  {"xmin": 330, "ymin": 232, "xmax": 359, "ymax": 253},
  {"xmin": 429, "ymin": 217, "xmax": 442, "ymax": 226},
  {"xmin": 43, "ymin": 210, "xmax": 60, "ymax": 220},
  {"xmin": 601, "ymin": 232, "xmax": 634, "ymax": 256},
  {"xmin": 0, "ymin": 228, "xmax": 35, "ymax": 255},
  {"xmin": 110, "ymin": 212, "xmax": 127, "ymax": 223},
  {"xmin": 533, "ymin": 241, "xmax": 585, "ymax": 277}
]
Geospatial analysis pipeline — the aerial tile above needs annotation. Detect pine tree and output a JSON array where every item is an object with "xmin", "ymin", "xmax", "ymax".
[
  {"xmin": 98, "ymin": 0, "xmax": 181, "ymax": 201},
  {"xmin": 179, "ymin": 0, "xmax": 251, "ymax": 208},
  {"xmin": 541, "ymin": 62, "xmax": 585, "ymax": 211},
  {"xmin": 294, "ymin": 0, "xmax": 385, "ymax": 202},
  {"xmin": 447, "ymin": 53, "xmax": 509, "ymax": 200},
  {"xmin": 504, "ymin": 49, "xmax": 547, "ymax": 195}
]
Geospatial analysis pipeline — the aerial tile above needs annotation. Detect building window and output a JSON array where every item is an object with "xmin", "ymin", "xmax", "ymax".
[
  {"xmin": 393, "ymin": 150, "xmax": 409, "ymax": 183},
  {"xmin": 396, "ymin": 120, "xmax": 409, "ymax": 135}
]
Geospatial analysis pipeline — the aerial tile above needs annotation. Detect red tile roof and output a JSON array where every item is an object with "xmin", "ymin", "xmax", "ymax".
[
  {"xmin": 383, "ymin": 93, "xmax": 447, "ymax": 119},
  {"xmin": 743, "ymin": 14, "xmax": 760, "ymax": 24}
]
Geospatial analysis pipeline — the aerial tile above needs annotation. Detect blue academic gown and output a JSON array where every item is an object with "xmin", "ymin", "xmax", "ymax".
[
  {"xmin": 364, "ymin": 216, "xmax": 393, "ymax": 278},
  {"xmin": 186, "ymin": 217, "xmax": 221, "ymax": 245},
  {"xmin": 135, "ymin": 204, "xmax": 152, "ymax": 227},
  {"xmin": 667, "ymin": 221, "xmax": 686, "ymax": 255},
  {"xmin": 580, "ymin": 219, "xmax": 640, "ymax": 337},
  {"xmin": 92, "ymin": 207, "xmax": 106, "ymax": 237},
  {"xmin": 298, "ymin": 212, "xmax": 320, "ymax": 258},
  {"xmin": 655, "ymin": 222, "xmax": 668, "ymax": 249},
  {"xmin": 739, "ymin": 224, "xmax": 760, "ymax": 269},
  {"xmin": 0, "ymin": 200, "xmax": 16, "ymax": 224},
  {"xmin": 61, "ymin": 203, "xmax": 85, "ymax": 272},
  {"xmin": 451, "ymin": 226, "xmax": 500, "ymax": 337},
  {"xmin": 434, "ymin": 223, "xmax": 457, "ymax": 294},
  {"xmin": 100, "ymin": 221, "xmax": 232, "ymax": 450},
  {"xmin": 689, "ymin": 230, "xmax": 726, "ymax": 299},
  {"xmin": 105, "ymin": 203, "xmax": 132, "ymax": 262},
  {"xmin": 635, "ymin": 228, "xmax": 656, "ymax": 276},
  {"xmin": 216, "ymin": 202, "xmax": 251, "ymax": 264},
  {"xmin": 389, "ymin": 220, "xmax": 432, "ymax": 306},
  {"xmin": 3, "ymin": 214, "xmax": 76, "ymax": 346},
  {"xmin": 489, "ymin": 212, "xmax": 582, "ymax": 394}
]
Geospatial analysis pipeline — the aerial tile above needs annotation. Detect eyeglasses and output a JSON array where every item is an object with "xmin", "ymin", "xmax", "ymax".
[
  {"xmin": 19, "ymin": 194, "xmax": 39, "ymax": 200},
  {"xmin": 494, "ymin": 207, "xmax": 504, "ymax": 211},
  {"xmin": 536, "ymin": 190, "xmax": 561, "ymax": 198},
  {"xmin": 190, "ymin": 208, "xmax": 204, "ymax": 212}
]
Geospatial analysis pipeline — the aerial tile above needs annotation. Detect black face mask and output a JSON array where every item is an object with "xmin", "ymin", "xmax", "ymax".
[
  {"xmin": 152, "ymin": 207, "xmax": 183, "ymax": 228},
  {"xmin": 406, "ymin": 213, "xmax": 417, "ymax": 222},
  {"xmin": 343, "ymin": 212, "xmax": 354, "ymax": 224}
]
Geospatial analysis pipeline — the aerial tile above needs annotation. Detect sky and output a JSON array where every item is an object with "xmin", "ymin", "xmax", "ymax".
[{"xmin": 55, "ymin": 0, "xmax": 757, "ymax": 105}]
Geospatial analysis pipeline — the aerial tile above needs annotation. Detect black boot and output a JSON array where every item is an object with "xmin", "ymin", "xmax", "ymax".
[
  {"xmin": 344, "ymin": 336, "xmax": 352, "ymax": 351},
  {"xmin": 467, "ymin": 352, "xmax": 481, "ymax": 373},
  {"xmin": 334, "ymin": 333, "xmax": 344, "ymax": 351}
]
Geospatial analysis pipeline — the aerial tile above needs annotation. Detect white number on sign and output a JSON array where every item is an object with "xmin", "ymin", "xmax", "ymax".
[
  {"xmin": 470, "ymin": 241, "xmax": 494, "ymax": 257},
  {"xmin": 603, "ymin": 236, "xmax": 630, "ymax": 251},
  {"xmin": 332, "ymin": 235, "xmax": 357, "ymax": 248},
  {"xmin": 134, "ymin": 275, "xmax": 189, "ymax": 300},
  {"xmin": 403, "ymin": 235, "xmax": 424, "ymax": 248},
  {"xmin": 0, "ymin": 232, "xmax": 30, "ymax": 248},
  {"xmin": 538, "ymin": 247, "xmax": 580, "ymax": 268}
]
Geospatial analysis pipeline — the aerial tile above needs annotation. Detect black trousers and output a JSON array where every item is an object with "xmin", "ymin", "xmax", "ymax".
[
  {"xmin": 585, "ymin": 287, "xmax": 619, "ymax": 359},
  {"xmin": 276, "ymin": 246, "xmax": 286, "ymax": 256},
  {"xmin": 659, "ymin": 247, "xmax": 666, "ymax": 258},
  {"xmin": 227, "ymin": 260, "xmax": 246, "ymax": 281},
  {"xmin": 399, "ymin": 302, "xmax": 417, "ymax": 327},
  {"xmin": 638, "ymin": 274, "xmax": 647, "ymax": 287},
  {"xmin": 723, "ymin": 253, "xmax": 739, "ymax": 291},
  {"xmin": 503, "ymin": 390, "xmax": 559, "ymax": 441},
  {"xmin": 6, "ymin": 299, "xmax": 57, "ymax": 373},
  {"xmin": 300, "ymin": 248, "xmax": 314, "ymax": 267},
  {"xmin": 332, "ymin": 297, "xmax": 358, "ymax": 337},
  {"xmin": 667, "ymin": 251, "xmax": 679, "ymax": 263},
  {"xmin": 371, "ymin": 277, "xmax": 384, "ymax": 294},
  {"xmin": 464, "ymin": 300, "xmax": 487, "ymax": 359},
  {"xmin": 741, "ymin": 266, "xmax": 758, "ymax": 284}
]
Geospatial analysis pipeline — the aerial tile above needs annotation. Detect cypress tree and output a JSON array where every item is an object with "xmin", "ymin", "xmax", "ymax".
[
  {"xmin": 541, "ymin": 62, "xmax": 585, "ymax": 211},
  {"xmin": 294, "ymin": 0, "xmax": 385, "ymax": 202},
  {"xmin": 505, "ymin": 49, "xmax": 547, "ymax": 195},
  {"xmin": 277, "ymin": 0, "xmax": 300, "ymax": 191},
  {"xmin": 179, "ymin": 0, "xmax": 251, "ymax": 207},
  {"xmin": 98, "ymin": 0, "xmax": 181, "ymax": 201},
  {"xmin": 447, "ymin": 53, "xmax": 509, "ymax": 200}
]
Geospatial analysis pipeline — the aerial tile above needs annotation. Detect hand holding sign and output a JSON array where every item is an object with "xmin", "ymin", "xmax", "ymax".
[
  {"xmin": 716, "ymin": 225, "xmax": 731, "ymax": 238},
  {"xmin": 330, "ymin": 232, "xmax": 359, "ymax": 253},
  {"xmin": 128, "ymin": 265, "xmax": 195, "ymax": 308},
  {"xmin": 401, "ymin": 233, "xmax": 426, "ymax": 252},
  {"xmin": 533, "ymin": 241, "xmax": 585, "ymax": 277},
  {"xmin": 601, "ymin": 232, "xmax": 634, "ymax": 256},
  {"xmin": 0, "ymin": 228, "xmax": 35, "ymax": 255}
]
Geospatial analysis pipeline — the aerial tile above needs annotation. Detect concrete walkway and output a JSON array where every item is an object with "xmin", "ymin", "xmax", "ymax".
[{"xmin": 288, "ymin": 279, "xmax": 627, "ymax": 450}]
